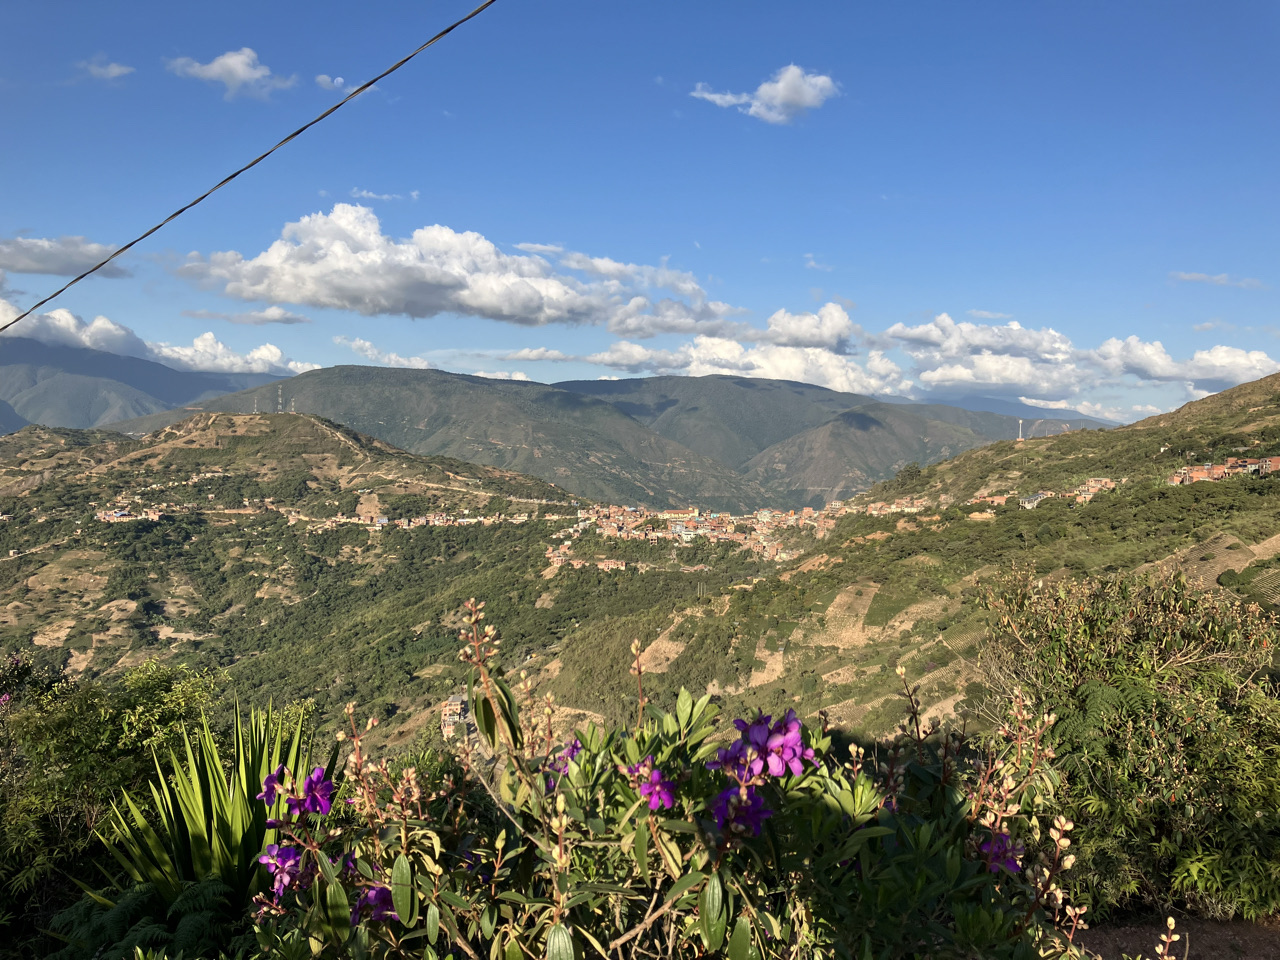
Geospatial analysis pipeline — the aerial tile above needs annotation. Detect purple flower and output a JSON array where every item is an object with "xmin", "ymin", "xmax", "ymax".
[
  {"xmin": 764, "ymin": 710, "xmax": 814, "ymax": 777},
  {"xmin": 711, "ymin": 785, "xmax": 772, "ymax": 839},
  {"xmin": 626, "ymin": 756, "xmax": 675, "ymax": 811},
  {"xmin": 638, "ymin": 767, "xmax": 675, "ymax": 811},
  {"xmin": 0, "ymin": 692, "xmax": 10, "ymax": 708},
  {"xmin": 258, "ymin": 844, "xmax": 303, "ymax": 899},
  {"xmin": 707, "ymin": 710, "xmax": 815, "ymax": 783},
  {"xmin": 979, "ymin": 834, "xmax": 1025, "ymax": 874},
  {"xmin": 546, "ymin": 738, "xmax": 584, "ymax": 790},
  {"xmin": 257, "ymin": 764, "xmax": 287, "ymax": 806},
  {"xmin": 352, "ymin": 884, "xmax": 397, "ymax": 924},
  {"xmin": 287, "ymin": 766, "xmax": 334, "ymax": 817}
]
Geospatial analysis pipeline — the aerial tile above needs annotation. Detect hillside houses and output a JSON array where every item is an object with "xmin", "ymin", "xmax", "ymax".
[{"xmin": 1167, "ymin": 457, "xmax": 1274, "ymax": 485}]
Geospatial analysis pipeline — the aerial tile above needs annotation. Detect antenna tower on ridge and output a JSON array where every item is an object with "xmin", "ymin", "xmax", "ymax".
[
  {"xmin": 277, "ymin": 384, "xmax": 283, "ymax": 414},
  {"xmin": 1018, "ymin": 419, "xmax": 1024, "ymax": 441}
]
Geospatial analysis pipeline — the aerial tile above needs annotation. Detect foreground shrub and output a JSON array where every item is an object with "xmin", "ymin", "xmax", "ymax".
[
  {"xmin": 247, "ymin": 601, "xmax": 1096, "ymax": 959},
  {"xmin": 981, "ymin": 569, "xmax": 1280, "ymax": 920},
  {"xmin": 48, "ymin": 705, "xmax": 333, "ymax": 960}
]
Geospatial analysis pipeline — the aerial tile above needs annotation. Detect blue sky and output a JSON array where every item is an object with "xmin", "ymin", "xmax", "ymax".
[{"xmin": 1, "ymin": 0, "xmax": 1277, "ymax": 421}]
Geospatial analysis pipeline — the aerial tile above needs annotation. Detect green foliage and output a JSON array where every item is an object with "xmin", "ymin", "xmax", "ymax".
[
  {"xmin": 982, "ymin": 569, "xmax": 1280, "ymax": 920},
  {"xmin": 249, "ymin": 604, "xmax": 1095, "ymax": 959},
  {"xmin": 0, "ymin": 658, "xmax": 215, "ymax": 954},
  {"xmin": 105, "ymin": 705, "xmax": 327, "ymax": 911}
]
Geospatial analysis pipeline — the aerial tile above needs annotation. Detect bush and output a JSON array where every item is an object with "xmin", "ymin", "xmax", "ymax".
[
  {"xmin": 981, "ymin": 569, "xmax": 1280, "ymax": 920},
  {"xmin": 242, "ymin": 603, "xmax": 1109, "ymax": 959}
]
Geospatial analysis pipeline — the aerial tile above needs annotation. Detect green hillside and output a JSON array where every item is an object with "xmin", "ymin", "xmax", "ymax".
[
  {"xmin": 6, "ymin": 371, "xmax": 1279, "ymax": 750},
  {"xmin": 111, "ymin": 367, "xmax": 770, "ymax": 512}
]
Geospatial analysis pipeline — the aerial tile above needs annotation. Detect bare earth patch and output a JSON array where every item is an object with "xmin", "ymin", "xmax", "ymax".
[
  {"xmin": 811, "ymin": 583, "xmax": 880, "ymax": 651},
  {"xmin": 1078, "ymin": 916, "xmax": 1280, "ymax": 960},
  {"xmin": 640, "ymin": 611, "xmax": 699, "ymax": 674},
  {"xmin": 32, "ymin": 619, "xmax": 76, "ymax": 647}
]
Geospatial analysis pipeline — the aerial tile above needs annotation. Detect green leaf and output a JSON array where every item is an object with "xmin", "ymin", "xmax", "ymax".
[
  {"xmin": 727, "ymin": 917, "xmax": 751, "ymax": 960},
  {"xmin": 546, "ymin": 923, "xmax": 575, "ymax": 960},
  {"xmin": 663, "ymin": 870, "xmax": 706, "ymax": 904},
  {"xmin": 391, "ymin": 853, "xmax": 417, "ymax": 927},
  {"xmin": 699, "ymin": 872, "xmax": 726, "ymax": 950},
  {"xmin": 676, "ymin": 688, "xmax": 693, "ymax": 728},
  {"xmin": 634, "ymin": 821, "xmax": 649, "ymax": 881},
  {"xmin": 323, "ymin": 879, "xmax": 352, "ymax": 941},
  {"xmin": 505, "ymin": 941, "xmax": 523, "ymax": 960},
  {"xmin": 426, "ymin": 903, "xmax": 440, "ymax": 945}
]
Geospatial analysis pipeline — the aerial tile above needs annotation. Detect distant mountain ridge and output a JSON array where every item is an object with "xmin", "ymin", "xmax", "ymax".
[
  {"xmin": 109, "ymin": 368, "xmax": 1109, "ymax": 510},
  {"xmin": 0, "ymin": 336, "xmax": 280, "ymax": 428}
]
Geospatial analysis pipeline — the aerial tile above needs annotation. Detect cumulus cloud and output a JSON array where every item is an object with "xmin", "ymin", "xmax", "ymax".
[
  {"xmin": 885, "ymin": 313, "xmax": 1073, "ymax": 363},
  {"xmin": 0, "ymin": 296, "xmax": 314, "ymax": 375},
  {"xmin": 178, "ymin": 204, "xmax": 749, "ymax": 339},
  {"xmin": 0, "ymin": 235, "xmax": 129, "ymax": 277},
  {"xmin": 473, "ymin": 370, "xmax": 531, "ymax": 381},
  {"xmin": 1171, "ymin": 271, "xmax": 1264, "ymax": 289},
  {"xmin": 559, "ymin": 336, "xmax": 910, "ymax": 396},
  {"xmin": 79, "ymin": 56, "xmax": 134, "ymax": 80},
  {"xmin": 333, "ymin": 335, "xmax": 431, "ymax": 369},
  {"xmin": 166, "ymin": 48, "xmax": 296, "ymax": 99},
  {"xmin": 182, "ymin": 306, "xmax": 311, "ymax": 325},
  {"xmin": 1091, "ymin": 336, "xmax": 1280, "ymax": 391},
  {"xmin": 691, "ymin": 64, "xmax": 838, "ymax": 124},
  {"xmin": 757, "ymin": 303, "xmax": 856, "ymax": 351}
]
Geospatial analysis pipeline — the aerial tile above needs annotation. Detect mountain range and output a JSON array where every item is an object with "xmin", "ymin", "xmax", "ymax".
[
  {"xmin": 0, "ymin": 335, "xmax": 279, "ymax": 428},
  {"xmin": 0, "ymin": 335, "xmax": 1111, "ymax": 510},
  {"xmin": 111, "ymin": 367, "xmax": 1108, "ymax": 509}
]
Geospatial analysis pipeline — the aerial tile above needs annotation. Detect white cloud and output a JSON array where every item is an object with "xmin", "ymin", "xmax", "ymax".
[
  {"xmin": 79, "ymin": 56, "xmax": 134, "ymax": 81},
  {"xmin": 691, "ymin": 64, "xmax": 838, "ymax": 125},
  {"xmin": 1171, "ymin": 271, "xmax": 1264, "ymax": 289},
  {"xmin": 0, "ymin": 235, "xmax": 129, "ymax": 277},
  {"xmin": 804, "ymin": 253, "xmax": 831, "ymax": 271},
  {"xmin": 885, "ymin": 313, "xmax": 1073, "ymax": 363},
  {"xmin": 757, "ymin": 303, "xmax": 855, "ymax": 350},
  {"xmin": 578, "ymin": 336, "xmax": 910, "ymax": 396},
  {"xmin": 166, "ymin": 48, "xmax": 296, "ymax": 100},
  {"xmin": 333, "ymin": 335, "xmax": 432, "ymax": 369},
  {"xmin": 182, "ymin": 306, "xmax": 311, "ymax": 325},
  {"xmin": 315, "ymin": 74, "xmax": 346, "ymax": 90},
  {"xmin": 514, "ymin": 242, "xmax": 564, "ymax": 255},
  {"xmin": 967, "ymin": 309, "xmax": 1012, "ymax": 320},
  {"xmin": 473, "ymin": 370, "xmax": 531, "ymax": 381},
  {"xmin": 149, "ymin": 333, "xmax": 318, "ymax": 374},
  {"xmin": 350, "ymin": 187, "xmax": 403, "ymax": 201},
  {"xmin": 0, "ymin": 296, "xmax": 314, "ymax": 375},
  {"xmin": 504, "ymin": 347, "xmax": 570, "ymax": 362},
  {"xmin": 179, "ymin": 205, "xmax": 738, "ymax": 335}
]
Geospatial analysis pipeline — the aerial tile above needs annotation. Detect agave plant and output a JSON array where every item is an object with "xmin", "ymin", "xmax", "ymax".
[{"xmin": 102, "ymin": 704, "xmax": 335, "ymax": 912}]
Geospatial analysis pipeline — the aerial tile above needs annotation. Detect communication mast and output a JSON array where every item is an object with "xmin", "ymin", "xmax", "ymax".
[
  {"xmin": 1017, "ymin": 419, "xmax": 1024, "ymax": 442},
  {"xmin": 277, "ymin": 384, "xmax": 283, "ymax": 414}
]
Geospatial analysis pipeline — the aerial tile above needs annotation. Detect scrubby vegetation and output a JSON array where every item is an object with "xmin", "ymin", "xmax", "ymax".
[{"xmin": 4, "ymin": 573, "xmax": 1271, "ymax": 958}]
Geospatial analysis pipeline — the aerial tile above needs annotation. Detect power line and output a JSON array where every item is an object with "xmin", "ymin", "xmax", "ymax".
[{"xmin": 0, "ymin": 0, "xmax": 501, "ymax": 339}]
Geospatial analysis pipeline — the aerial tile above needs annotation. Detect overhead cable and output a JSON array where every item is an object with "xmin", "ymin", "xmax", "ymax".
[{"xmin": 0, "ymin": 0, "xmax": 501, "ymax": 338}]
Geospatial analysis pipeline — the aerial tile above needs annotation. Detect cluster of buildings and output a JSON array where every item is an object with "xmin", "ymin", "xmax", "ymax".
[
  {"xmin": 1166, "ymin": 457, "xmax": 1275, "ymax": 486},
  {"xmin": 544, "ymin": 541, "xmax": 628, "ymax": 572},
  {"xmin": 572, "ymin": 502, "xmax": 840, "ymax": 561},
  {"xmin": 961, "ymin": 477, "xmax": 1120, "ymax": 512},
  {"xmin": 847, "ymin": 496, "xmax": 932, "ymax": 518},
  {"xmin": 94, "ymin": 507, "xmax": 167, "ymax": 523}
]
